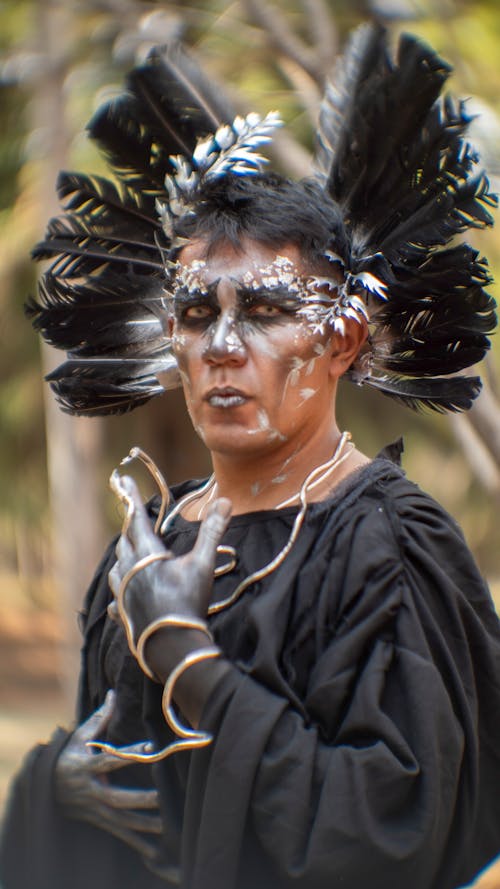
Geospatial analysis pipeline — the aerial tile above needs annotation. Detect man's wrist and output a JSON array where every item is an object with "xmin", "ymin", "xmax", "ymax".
[
  {"xmin": 165, "ymin": 654, "xmax": 230, "ymax": 730},
  {"xmin": 144, "ymin": 625, "xmax": 212, "ymax": 682}
]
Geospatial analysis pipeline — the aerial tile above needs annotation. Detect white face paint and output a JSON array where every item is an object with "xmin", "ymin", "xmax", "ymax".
[
  {"xmin": 271, "ymin": 474, "xmax": 287, "ymax": 485},
  {"xmin": 299, "ymin": 388, "xmax": 316, "ymax": 403},
  {"xmin": 170, "ymin": 237, "xmax": 361, "ymax": 460},
  {"xmin": 171, "ymin": 332, "xmax": 188, "ymax": 349},
  {"xmin": 171, "ymin": 253, "xmax": 368, "ymax": 338},
  {"xmin": 246, "ymin": 408, "xmax": 287, "ymax": 443}
]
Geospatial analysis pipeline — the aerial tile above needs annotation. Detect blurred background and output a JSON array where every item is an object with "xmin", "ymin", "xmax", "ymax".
[{"xmin": 0, "ymin": 0, "xmax": 499, "ymax": 808}]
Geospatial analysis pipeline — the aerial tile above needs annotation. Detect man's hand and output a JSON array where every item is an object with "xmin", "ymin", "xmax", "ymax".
[
  {"xmin": 108, "ymin": 474, "xmax": 232, "ymax": 658},
  {"xmin": 55, "ymin": 691, "xmax": 162, "ymax": 864},
  {"xmin": 107, "ymin": 475, "xmax": 233, "ymax": 725}
]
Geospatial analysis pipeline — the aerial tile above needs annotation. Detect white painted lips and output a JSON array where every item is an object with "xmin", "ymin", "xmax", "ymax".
[{"xmin": 205, "ymin": 387, "xmax": 249, "ymax": 408}]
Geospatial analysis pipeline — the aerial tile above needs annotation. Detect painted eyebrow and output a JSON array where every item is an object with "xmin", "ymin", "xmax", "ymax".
[
  {"xmin": 173, "ymin": 281, "xmax": 302, "ymax": 303},
  {"xmin": 237, "ymin": 284, "xmax": 292, "ymax": 295},
  {"xmin": 235, "ymin": 284, "xmax": 304, "ymax": 304},
  {"xmin": 172, "ymin": 282, "xmax": 219, "ymax": 303}
]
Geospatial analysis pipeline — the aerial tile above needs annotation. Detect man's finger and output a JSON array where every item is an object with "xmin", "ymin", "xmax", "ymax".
[
  {"xmin": 74, "ymin": 690, "xmax": 116, "ymax": 744},
  {"xmin": 108, "ymin": 563, "xmax": 121, "ymax": 597},
  {"xmin": 107, "ymin": 600, "xmax": 120, "ymax": 623},
  {"xmin": 93, "ymin": 782, "xmax": 160, "ymax": 811},
  {"xmin": 115, "ymin": 532, "xmax": 134, "ymax": 564},
  {"xmin": 86, "ymin": 741, "xmax": 161, "ymax": 774},
  {"xmin": 95, "ymin": 806, "xmax": 163, "ymax": 834},
  {"xmin": 119, "ymin": 475, "xmax": 164, "ymax": 554},
  {"xmin": 192, "ymin": 498, "xmax": 232, "ymax": 570},
  {"xmin": 76, "ymin": 805, "xmax": 163, "ymax": 856}
]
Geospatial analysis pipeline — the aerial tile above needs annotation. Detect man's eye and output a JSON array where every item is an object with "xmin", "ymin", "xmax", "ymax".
[
  {"xmin": 183, "ymin": 304, "xmax": 214, "ymax": 320},
  {"xmin": 248, "ymin": 303, "xmax": 283, "ymax": 317}
]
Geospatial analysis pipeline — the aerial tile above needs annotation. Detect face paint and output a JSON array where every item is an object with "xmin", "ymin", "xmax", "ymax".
[
  {"xmin": 280, "ymin": 355, "xmax": 314, "ymax": 405},
  {"xmin": 271, "ymin": 474, "xmax": 287, "ymax": 485},
  {"xmin": 206, "ymin": 305, "xmax": 245, "ymax": 358},
  {"xmin": 169, "ymin": 237, "xmax": 363, "ymax": 460},
  {"xmin": 299, "ymin": 388, "xmax": 316, "ymax": 403},
  {"xmin": 173, "ymin": 259, "xmax": 209, "ymax": 295},
  {"xmin": 170, "ymin": 252, "xmax": 368, "ymax": 341},
  {"xmin": 173, "ymin": 281, "xmax": 308, "ymax": 339},
  {"xmin": 246, "ymin": 407, "xmax": 287, "ymax": 443},
  {"xmin": 171, "ymin": 332, "xmax": 188, "ymax": 349}
]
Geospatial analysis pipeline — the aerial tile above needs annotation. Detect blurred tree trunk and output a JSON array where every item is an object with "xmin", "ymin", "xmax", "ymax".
[{"xmin": 33, "ymin": 0, "xmax": 104, "ymax": 709}]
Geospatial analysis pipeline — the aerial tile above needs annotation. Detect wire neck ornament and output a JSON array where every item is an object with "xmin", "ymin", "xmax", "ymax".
[
  {"xmin": 115, "ymin": 432, "xmax": 353, "ymax": 620},
  {"xmin": 28, "ymin": 27, "xmax": 496, "ymax": 416}
]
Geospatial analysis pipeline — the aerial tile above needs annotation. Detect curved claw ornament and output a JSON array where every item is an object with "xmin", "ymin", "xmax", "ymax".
[{"xmin": 119, "ymin": 447, "xmax": 171, "ymax": 533}]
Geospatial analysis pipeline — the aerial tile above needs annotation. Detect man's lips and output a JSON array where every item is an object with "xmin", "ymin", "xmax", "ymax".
[{"xmin": 204, "ymin": 387, "xmax": 250, "ymax": 408}]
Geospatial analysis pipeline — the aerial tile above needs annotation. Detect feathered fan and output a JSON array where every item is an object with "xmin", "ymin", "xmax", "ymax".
[
  {"xmin": 28, "ymin": 43, "xmax": 284, "ymax": 414},
  {"xmin": 315, "ymin": 24, "xmax": 497, "ymax": 411},
  {"xmin": 28, "ymin": 27, "xmax": 496, "ymax": 415},
  {"xmin": 28, "ymin": 44, "xmax": 259, "ymax": 414}
]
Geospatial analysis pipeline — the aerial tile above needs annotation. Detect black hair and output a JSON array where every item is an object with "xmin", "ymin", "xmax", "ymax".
[{"xmin": 173, "ymin": 172, "xmax": 350, "ymax": 262}]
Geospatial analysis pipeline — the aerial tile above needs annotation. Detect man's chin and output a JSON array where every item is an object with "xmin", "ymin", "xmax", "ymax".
[{"xmin": 198, "ymin": 425, "xmax": 287, "ymax": 458}]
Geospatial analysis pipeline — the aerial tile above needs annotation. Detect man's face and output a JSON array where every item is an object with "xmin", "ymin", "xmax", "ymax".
[{"xmin": 170, "ymin": 237, "xmax": 350, "ymax": 458}]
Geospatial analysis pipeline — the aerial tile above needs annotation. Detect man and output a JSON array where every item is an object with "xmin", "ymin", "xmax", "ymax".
[{"xmin": 1, "ymin": 25, "xmax": 499, "ymax": 889}]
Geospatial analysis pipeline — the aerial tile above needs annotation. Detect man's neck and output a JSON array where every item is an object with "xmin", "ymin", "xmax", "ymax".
[{"xmin": 208, "ymin": 424, "xmax": 348, "ymax": 515}]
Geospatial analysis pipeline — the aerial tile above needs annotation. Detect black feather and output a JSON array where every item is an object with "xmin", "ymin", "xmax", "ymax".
[
  {"xmin": 353, "ymin": 373, "xmax": 482, "ymax": 413},
  {"xmin": 366, "ymin": 248, "xmax": 496, "ymax": 395},
  {"xmin": 46, "ymin": 358, "xmax": 174, "ymax": 416},
  {"xmin": 372, "ymin": 247, "xmax": 496, "ymax": 358},
  {"xmin": 31, "ymin": 171, "xmax": 164, "ymax": 279},
  {"xmin": 29, "ymin": 43, "xmax": 237, "ymax": 416},
  {"xmin": 374, "ymin": 344, "xmax": 488, "ymax": 377},
  {"xmin": 317, "ymin": 26, "xmax": 496, "ymax": 410},
  {"xmin": 32, "ymin": 230, "xmax": 163, "ymax": 278},
  {"xmin": 88, "ymin": 43, "xmax": 234, "ymax": 196},
  {"xmin": 317, "ymin": 27, "xmax": 496, "ymax": 260},
  {"xmin": 26, "ymin": 273, "xmax": 169, "ymax": 357},
  {"xmin": 315, "ymin": 24, "xmax": 391, "ymax": 180},
  {"xmin": 56, "ymin": 170, "xmax": 159, "ymax": 231}
]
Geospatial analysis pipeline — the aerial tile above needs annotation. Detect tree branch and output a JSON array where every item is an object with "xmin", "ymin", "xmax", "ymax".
[
  {"xmin": 466, "ymin": 383, "xmax": 500, "ymax": 467},
  {"xmin": 301, "ymin": 0, "xmax": 339, "ymax": 74},
  {"xmin": 448, "ymin": 413, "xmax": 500, "ymax": 497},
  {"xmin": 276, "ymin": 56, "xmax": 321, "ymax": 125},
  {"xmin": 241, "ymin": 0, "xmax": 323, "ymax": 84}
]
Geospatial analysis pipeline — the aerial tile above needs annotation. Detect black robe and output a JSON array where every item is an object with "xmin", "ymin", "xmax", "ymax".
[{"xmin": 2, "ymin": 456, "xmax": 500, "ymax": 889}]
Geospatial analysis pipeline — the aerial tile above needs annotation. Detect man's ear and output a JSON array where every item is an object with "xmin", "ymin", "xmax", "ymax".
[{"xmin": 328, "ymin": 317, "xmax": 369, "ymax": 379}]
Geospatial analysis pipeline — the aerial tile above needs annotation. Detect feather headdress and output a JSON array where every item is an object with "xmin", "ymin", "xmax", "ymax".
[{"xmin": 28, "ymin": 28, "xmax": 496, "ymax": 415}]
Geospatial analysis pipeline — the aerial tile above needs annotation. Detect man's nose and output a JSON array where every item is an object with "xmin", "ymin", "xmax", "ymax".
[{"xmin": 203, "ymin": 312, "xmax": 247, "ymax": 365}]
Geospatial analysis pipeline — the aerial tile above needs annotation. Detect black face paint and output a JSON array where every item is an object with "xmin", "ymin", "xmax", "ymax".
[
  {"xmin": 173, "ymin": 284, "xmax": 220, "ymax": 330},
  {"xmin": 173, "ymin": 281, "xmax": 307, "ymax": 335},
  {"xmin": 171, "ymin": 253, "xmax": 367, "ymax": 341}
]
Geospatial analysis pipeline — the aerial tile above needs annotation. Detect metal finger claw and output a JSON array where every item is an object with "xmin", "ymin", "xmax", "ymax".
[
  {"xmin": 109, "ymin": 469, "xmax": 135, "ymax": 536},
  {"xmin": 120, "ymin": 447, "xmax": 171, "ymax": 534}
]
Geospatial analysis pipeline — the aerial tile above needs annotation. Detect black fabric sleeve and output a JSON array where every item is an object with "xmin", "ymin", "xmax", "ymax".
[
  {"xmin": 0, "ymin": 729, "xmax": 72, "ymax": 889},
  {"xmin": 0, "ymin": 722, "xmax": 172, "ymax": 889}
]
